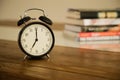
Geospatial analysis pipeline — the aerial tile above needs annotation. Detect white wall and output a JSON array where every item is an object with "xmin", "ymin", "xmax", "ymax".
[{"xmin": 0, "ymin": 0, "xmax": 120, "ymax": 22}]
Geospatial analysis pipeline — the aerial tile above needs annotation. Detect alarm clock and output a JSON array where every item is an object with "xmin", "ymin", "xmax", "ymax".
[{"xmin": 17, "ymin": 8, "xmax": 55, "ymax": 58}]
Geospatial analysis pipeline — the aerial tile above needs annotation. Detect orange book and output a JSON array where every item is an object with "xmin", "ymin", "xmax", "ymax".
[{"xmin": 79, "ymin": 31, "xmax": 120, "ymax": 37}]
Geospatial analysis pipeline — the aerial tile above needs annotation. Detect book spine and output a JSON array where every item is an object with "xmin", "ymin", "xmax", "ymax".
[
  {"xmin": 83, "ymin": 19, "xmax": 120, "ymax": 26},
  {"xmin": 65, "ymin": 18, "xmax": 120, "ymax": 26},
  {"xmin": 64, "ymin": 24, "xmax": 119, "ymax": 32},
  {"xmin": 67, "ymin": 8, "xmax": 120, "ymax": 19},
  {"xmin": 79, "ymin": 36, "xmax": 120, "ymax": 41},
  {"xmin": 63, "ymin": 29, "xmax": 120, "ymax": 41},
  {"xmin": 64, "ymin": 24, "xmax": 82, "ymax": 32},
  {"xmin": 79, "ymin": 31, "xmax": 120, "ymax": 37},
  {"xmin": 82, "ymin": 25, "xmax": 119, "ymax": 32},
  {"xmin": 80, "ymin": 11, "xmax": 120, "ymax": 19}
]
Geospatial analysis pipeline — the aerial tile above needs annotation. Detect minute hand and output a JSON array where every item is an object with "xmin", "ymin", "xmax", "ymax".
[
  {"xmin": 35, "ymin": 27, "xmax": 38, "ymax": 40},
  {"xmin": 31, "ymin": 27, "xmax": 38, "ymax": 49}
]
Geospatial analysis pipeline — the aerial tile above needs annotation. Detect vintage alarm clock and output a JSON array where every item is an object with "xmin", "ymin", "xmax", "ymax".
[{"xmin": 17, "ymin": 8, "xmax": 55, "ymax": 58}]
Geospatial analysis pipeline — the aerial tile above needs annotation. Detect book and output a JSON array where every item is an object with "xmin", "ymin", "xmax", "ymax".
[
  {"xmin": 63, "ymin": 29, "xmax": 120, "ymax": 41},
  {"xmin": 79, "ymin": 31, "xmax": 120, "ymax": 37},
  {"xmin": 64, "ymin": 24, "xmax": 82, "ymax": 32},
  {"xmin": 67, "ymin": 8, "xmax": 120, "ymax": 19},
  {"xmin": 63, "ymin": 30, "xmax": 80, "ymax": 41},
  {"xmin": 64, "ymin": 24, "xmax": 119, "ymax": 32},
  {"xmin": 79, "ymin": 31, "xmax": 120, "ymax": 41},
  {"xmin": 79, "ymin": 36, "xmax": 120, "ymax": 41},
  {"xmin": 79, "ymin": 39, "xmax": 120, "ymax": 45},
  {"xmin": 64, "ymin": 8, "xmax": 120, "ymax": 41},
  {"xmin": 65, "ymin": 18, "xmax": 120, "ymax": 26}
]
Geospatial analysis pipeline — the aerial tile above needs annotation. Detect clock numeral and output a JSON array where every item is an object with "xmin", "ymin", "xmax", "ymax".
[
  {"xmin": 29, "ymin": 29, "xmax": 33, "ymax": 32},
  {"xmin": 22, "ymin": 39, "xmax": 26, "ymax": 42},
  {"xmin": 47, "ymin": 38, "xmax": 51, "ymax": 41},
  {"xmin": 47, "ymin": 38, "xmax": 52, "ymax": 43},
  {"xmin": 46, "ymin": 44, "xmax": 49, "ymax": 47},
  {"xmin": 42, "ymin": 48, "xmax": 45, "ymax": 52},
  {"xmin": 41, "ymin": 28, "xmax": 43, "ymax": 32},
  {"xmin": 35, "ymin": 50, "xmax": 38, "ymax": 54},
  {"xmin": 45, "ymin": 32, "xmax": 49, "ymax": 36},
  {"xmin": 25, "ymin": 44, "xmax": 28, "ymax": 48},
  {"xmin": 25, "ymin": 33, "xmax": 29, "ymax": 36}
]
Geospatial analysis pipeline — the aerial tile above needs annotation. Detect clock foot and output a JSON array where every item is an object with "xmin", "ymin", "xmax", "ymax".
[
  {"xmin": 46, "ymin": 54, "xmax": 50, "ymax": 58},
  {"xmin": 23, "ymin": 55, "xmax": 29, "ymax": 60}
]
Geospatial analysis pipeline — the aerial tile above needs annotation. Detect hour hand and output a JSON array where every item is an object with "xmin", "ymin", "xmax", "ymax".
[{"xmin": 31, "ymin": 40, "xmax": 37, "ymax": 48}]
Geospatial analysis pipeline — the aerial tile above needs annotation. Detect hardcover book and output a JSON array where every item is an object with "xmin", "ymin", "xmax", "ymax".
[
  {"xmin": 67, "ymin": 8, "xmax": 120, "ymax": 19},
  {"xmin": 65, "ymin": 18, "xmax": 120, "ymax": 26},
  {"xmin": 64, "ymin": 24, "xmax": 119, "ymax": 32},
  {"xmin": 63, "ymin": 30, "xmax": 120, "ymax": 41}
]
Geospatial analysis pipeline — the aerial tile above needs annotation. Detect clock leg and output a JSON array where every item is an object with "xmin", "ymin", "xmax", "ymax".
[
  {"xmin": 46, "ymin": 54, "xmax": 50, "ymax": 58},
  {"xmin": 23, "ymin": 55, "xmax": 29, "ymax": 60}
]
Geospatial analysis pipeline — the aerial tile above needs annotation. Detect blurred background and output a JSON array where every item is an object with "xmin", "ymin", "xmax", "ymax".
[
  {"xmin": 0, "ymin": 0, "xmax": 120, "ymax": 52},
  {"xmin": 0, "ymin": 0, "xmax": 120, "ymax": 22}
]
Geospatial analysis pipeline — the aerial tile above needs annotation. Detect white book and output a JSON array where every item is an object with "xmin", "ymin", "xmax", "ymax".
[
  {"xmin": 79, "ymin": 36, "xmax": 120, "ymax": 41},
  {"xmin": 64, "ymin": 24, "xmax": 82, "ymax": 32},
  {"xmin": 65, "ymin": 18, "xmax": 120, "ymax": 26}
]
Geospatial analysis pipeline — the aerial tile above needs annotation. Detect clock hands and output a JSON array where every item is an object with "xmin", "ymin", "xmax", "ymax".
[
  {"xmin": 35, "ymin": 27, "xmax": 38, "ymax": 40},
  {"xmin": 31, "ymin": 27, "xmax": 38, "ymax": 49},
  {"xmin": 31, "ymin": 39, "xmax": 37, "ymax": 48}
]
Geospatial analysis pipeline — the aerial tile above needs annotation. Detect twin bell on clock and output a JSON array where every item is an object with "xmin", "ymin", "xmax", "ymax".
[
  {"xmin": 17, "ymin": 8, "xmax": 55, "ymax": 58},
  {"xmin": 17, "ymin": 8, "xmax": 52, "ymax": 26}
]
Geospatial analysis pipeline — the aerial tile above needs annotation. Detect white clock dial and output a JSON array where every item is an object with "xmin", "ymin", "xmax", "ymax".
[{"xmin": 18, "ymin": 22, "xmax": 54, "ymax": 57}]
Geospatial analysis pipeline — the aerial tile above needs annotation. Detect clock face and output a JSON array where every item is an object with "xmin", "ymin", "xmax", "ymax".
[{"xmin": 18, "ymin": 22, "xmax": 55, "ymax": 57}]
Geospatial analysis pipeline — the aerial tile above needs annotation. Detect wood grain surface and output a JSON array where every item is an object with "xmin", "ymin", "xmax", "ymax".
[{"xmin": 0, "ymin": 39, "xmax": 120, "ymax": 80}]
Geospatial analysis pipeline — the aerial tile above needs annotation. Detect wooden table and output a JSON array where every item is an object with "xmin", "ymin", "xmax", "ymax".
[{"xmin": 0, "ymin": 40, "xmax": 120, "ymax": 80}]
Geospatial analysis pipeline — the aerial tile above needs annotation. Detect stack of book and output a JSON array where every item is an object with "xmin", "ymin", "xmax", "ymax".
[{"xmin": 63, "ymin": 8, "xmax": 120, "ymax": 41}]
